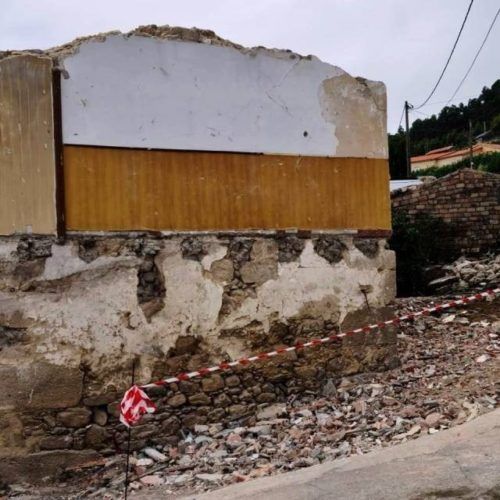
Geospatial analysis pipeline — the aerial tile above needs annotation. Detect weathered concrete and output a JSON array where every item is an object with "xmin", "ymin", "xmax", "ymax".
[
  {"xmin": 163, "ymin": 409, "xmax": 500, "ymax": 500},
  {"xmin": 0, "ymin": 233, "xmax": 396, "ymax": 478},
  {"xmin": 0, "ymin": 235, "xmax": 395, "ymax": 387},
  {"xmin": 0, "ymin": 450, "xmax": 102, "ymax": 484},
  {"xmin": 58, "ymin": 29, "xmax": 387, "ymax": 158},
  {"xmin": 0, "ymin": 362, "xmax": 83, "ymax": 410}
]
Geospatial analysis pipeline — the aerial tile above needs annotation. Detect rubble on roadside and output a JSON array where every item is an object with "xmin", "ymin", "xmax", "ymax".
[
  {"xmin": 426, "ymin": 253, "xmax": 499, "ymax": 294},
  {"xmin": 4, "ymin": 295, "xmax": 499, "ymax": 499}
]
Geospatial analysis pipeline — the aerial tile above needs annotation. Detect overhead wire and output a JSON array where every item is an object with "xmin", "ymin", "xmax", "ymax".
[
  {"xmin": 413, "ymin": 0, "xmax": 474, "ymax": 109},
  {"xmin": 397, "ymin": 104, "xmax": 406, "ymax": 130},
  {"xmin": 447, "ymin": 5, "xmax": 500, "ymax": 104},
  {"xmin": 412, "ymin": 110, "xmax": 431, "ymax": 118},
  {"xmin": 418, "ymin": 95, "xmax": 476, "ymax": 108}
]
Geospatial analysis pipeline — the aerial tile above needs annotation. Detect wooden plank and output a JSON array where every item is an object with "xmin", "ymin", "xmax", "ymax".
[
  {"xmin": 0, "ymin": 55, "xmax": 56, "ymax": 235},
  {"xmin": 64, "ymin": 146, "xmax": 391, "ymax": 231}
]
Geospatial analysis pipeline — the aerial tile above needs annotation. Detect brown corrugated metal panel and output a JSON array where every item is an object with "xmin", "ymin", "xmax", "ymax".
[
  {"xmin": 64, "ymin": 145, "xmax": 391, "ymax": 231},
  {"xmin": 0, "ymin": 55, "xmax": 56, "ymax": 235}
]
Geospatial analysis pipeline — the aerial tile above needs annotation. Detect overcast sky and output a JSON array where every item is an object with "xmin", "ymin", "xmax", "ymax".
[{"xmin": 2, "ymin": 0, "xmax": 499, "ymax": 132}]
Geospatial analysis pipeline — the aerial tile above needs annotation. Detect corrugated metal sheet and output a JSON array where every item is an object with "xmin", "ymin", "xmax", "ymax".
[{"xmin": 0, "ymin": 55, "xmax": 56, "ymax": 235}]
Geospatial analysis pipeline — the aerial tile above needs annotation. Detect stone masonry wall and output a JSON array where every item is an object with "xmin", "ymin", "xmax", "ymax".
[
  {"xmin": 391, "ymin": 169, "xmax": 500, "ymax": 255},
  {"xmin": 0, "ymin": 232, "xmax": 396, "ymax": 483}
]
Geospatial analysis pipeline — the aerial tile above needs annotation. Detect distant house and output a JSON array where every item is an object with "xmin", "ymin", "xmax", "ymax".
[{"xmin": 411, "ymin": 142, "xmax": 500, "ymax": 171}]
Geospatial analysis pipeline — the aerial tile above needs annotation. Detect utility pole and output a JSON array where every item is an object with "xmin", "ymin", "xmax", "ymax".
[
  {"xmin": 468, "ymin": 119, "xmax": 474, "ymax": 169},
  {"xmin": 404, "ymin": 101, "xmax": 412, "ymax": 178}
]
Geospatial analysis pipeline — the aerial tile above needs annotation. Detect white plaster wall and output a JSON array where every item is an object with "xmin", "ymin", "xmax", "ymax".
[
  {"xmin": 0, "ymin": 237, "xmax": 395, "ymax": 387},
  {"xmin": 60, "ymin": 35, "xmax": 387, "ymax": 158},
  {"xmin": 219, "ymin": 241, "xmax": 395, "ymax": 333}
]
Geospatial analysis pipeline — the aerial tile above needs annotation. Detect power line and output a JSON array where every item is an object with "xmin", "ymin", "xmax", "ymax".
[
  {"xmin": 397, "ymin": 104, "xmax": 406, "ymax": 130},
  {"xmin": 418, "ymin": 95, "xmax": 476, "ymax": 108},
  {"xmin": 412, "ymin": 109, "xmax": 431, "ymax": 118},
  {"xmin": 413, "ymin": 0, "xmax": 474, "ymax": 109},
  {"xmin": 395, "ymin": 94, "xmax": 472, "ymax": 134},
  {"xmin": 447, "ymin": 6, "xmax": 500, "ymax": 104}
]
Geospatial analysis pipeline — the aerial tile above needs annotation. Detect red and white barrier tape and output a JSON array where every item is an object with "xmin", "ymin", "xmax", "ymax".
[{"xmin": 120, "ymin": 288, "xmax": 499, "ymax": 426}]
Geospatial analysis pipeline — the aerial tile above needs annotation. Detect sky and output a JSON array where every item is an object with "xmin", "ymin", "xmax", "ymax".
[{"xmin": 2, "ymin": 0, "xmax": 499, "ymax": 133}]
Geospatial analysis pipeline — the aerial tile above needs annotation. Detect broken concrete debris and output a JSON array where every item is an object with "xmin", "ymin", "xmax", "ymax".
[
  {"xmin": 425, "ymin": 254, "xmax": 499, "ymax": 293},
  {"xmin": 5, "ymin": 293, "xmax": 496, "ymax": 497}
]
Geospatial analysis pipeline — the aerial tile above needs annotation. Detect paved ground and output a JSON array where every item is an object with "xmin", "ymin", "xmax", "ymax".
[{"xmin": 134, "ymin": 408, "xmax": 500, "ymax": 500}]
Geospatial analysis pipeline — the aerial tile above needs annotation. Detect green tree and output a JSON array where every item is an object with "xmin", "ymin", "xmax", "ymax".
[
  {"xmin": 388, "ymin": 79, "xmax": 500, "ymax": 178},
  {"xmin": 388, "ymin": 127, "xmax": 406, "ymax": 179}
]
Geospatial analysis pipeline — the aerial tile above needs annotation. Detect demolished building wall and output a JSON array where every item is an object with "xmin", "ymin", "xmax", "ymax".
[
  {"xmin": 0, "ymin": 233, "xmax": 397, "ymax": 482},
  {"xmin": 0, "ymin": 27, "xmax": 396, "ymax": 482}
]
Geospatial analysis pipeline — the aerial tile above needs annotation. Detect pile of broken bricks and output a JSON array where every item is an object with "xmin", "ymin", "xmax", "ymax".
[{"xmin": 4, "ymin": 293, "xmax": 499, "ymax": 499}]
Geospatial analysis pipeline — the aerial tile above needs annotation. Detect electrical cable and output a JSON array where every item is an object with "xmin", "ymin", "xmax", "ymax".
[
  {"xmin": 447, "ymin": 5, "xmax": 500, "ymax": 104},
  {"xmin": 397, "ymin": 104, "xmax": 406, "ymax": 130},
  {"xmin": 413, "ymin": 0, "xmax": 474, "ymax": 109},
  {"xmin": 418, "ymin": 95, "xmax": 475, "ymax": 108},
  {"xmin": 412, "ymin": 109, "xmax": 431, "ymax": 118}
]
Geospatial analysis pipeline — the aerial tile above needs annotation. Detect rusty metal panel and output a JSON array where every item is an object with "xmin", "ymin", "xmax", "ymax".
[
  {"xmin": 64, "ymin": 146, "xmax": 390, "ymax": 231},
  {"xmin": 0, "ymin": 55, "xmax": 56, "ymax": 235}
]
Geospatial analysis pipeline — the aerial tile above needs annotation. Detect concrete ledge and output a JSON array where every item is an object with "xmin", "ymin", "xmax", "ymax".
[{"xmin": 0, "ymin": 450, "xmax": 102, "ymax": 484}]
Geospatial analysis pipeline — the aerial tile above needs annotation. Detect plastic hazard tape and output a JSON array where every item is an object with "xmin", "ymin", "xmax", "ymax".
[{"xmin": 120, "ymin": 288, "xmax": 500, "ymax": 426}]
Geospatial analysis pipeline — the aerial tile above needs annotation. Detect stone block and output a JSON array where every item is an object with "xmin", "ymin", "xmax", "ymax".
[
  {"xmin": 83, "ymin": 391, "xmax": 117, "ymax": 406},
  {"xmin": 0, "ymin": 362, "xmax": 83, "ymax": 410},
  {"xmin": 85, "ymin": 424, "xmax": 111, "ymax": 449},
  {"xmin": 188, "ymin": 393, "xmax": 211, "ymax": 405},
  {"xmin": 210, "ymin": 258, "xmax": 234, "ymax": 283},
  {"xmin": 255, "ymin": 392, "xmax": 276, "ymax": 403},
  {"xmin": 225, "ymin": 375, "xmax": 241, "ymax": 387},
  {"xmin": 167, "ymin": 393, "xmax": 186, "ymax": 407},
  {"xmin": 57, "ymin": 408, "xmax": 92, "ymax": 428},
  {"xmin": 240, "ymin": 259, "xmax": 278, "ymax": 285},
  {"xmin": 294, "ymin": 365, "xmax": 318, "ymax": 378},
  {"xmin": 0, "ymin": 450, "xmax": 102, "ymax": 484},
  {"xmin": 175, "ymin": 335, "xmax": 199, "ymax": 355},
  {"xmin": 250, "ymin": 240, "xmax": 278, "ymax": 260},
  {"xmin": 227, "ymin": 404, "xmax": 247, "ymax": 417},
  {"xmin": 213, "ymin": 393, "xmax": 232, "ymax": 408},
  {"xmin": 39, "ymin": 435, "xmax": 73, "ymax": 450},
  {"xmin": 201, "ymin": 374, "xmax": 224, "ymax": 392}
]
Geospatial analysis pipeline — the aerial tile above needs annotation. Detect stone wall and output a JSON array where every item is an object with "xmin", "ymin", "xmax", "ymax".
[
  {"xmin": 391, "ymin": 169, "xmax": 500, "ymax": 255},
  {"xmin": 0, "ymin": 232, "xmax": 396, "ymax": 483}
]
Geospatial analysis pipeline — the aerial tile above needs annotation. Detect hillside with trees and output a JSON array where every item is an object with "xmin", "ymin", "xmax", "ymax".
[{"xmin": 389, "ymin": 79, "xmax": 500, "ymax": 179}]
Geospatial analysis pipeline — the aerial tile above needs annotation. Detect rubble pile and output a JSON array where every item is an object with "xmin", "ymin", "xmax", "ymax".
[
  {"xmin": 5, "ymin": 295, "xmax": 499, "ymax": 499},
  {"xmin": 426, "ymin": 254, "xmax": 500, "ymax": 294}
]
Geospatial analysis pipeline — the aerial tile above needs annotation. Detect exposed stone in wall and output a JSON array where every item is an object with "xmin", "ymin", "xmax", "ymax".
[
  {"xmin": 277, "ymin": 234, "xmax": 307, "ymax": 263},
  {"xmin": 313, "ymin": 235, "xmax": 347, "ymax": 264},
  {"xmin": 0, "ymin": 232, "xmax": 396, "ymax": 484},
  {"xmin": 391, "ymin": 169, "xmax": 499, "ymax": 255},
  {"xmin": 77, "ymin": 237, "xmax": 100, "ymax": 263},
  {"xmin": 353, "ymin": 238, "xmax": 381, "ymax": 259},
  {"xmin": 133, "ymin": 239, "xmax": 166, "ymax": 319},
  {"xmin": 181, "ymin": 237, "xmax": 208, "ymax": 261},
  {"xmin": 16, "ymin": 236, "xmax": 53, "ymax": 261},
  {"xmin": 0, "ymin": 325, "xmax": 26, "ymax": 350}
]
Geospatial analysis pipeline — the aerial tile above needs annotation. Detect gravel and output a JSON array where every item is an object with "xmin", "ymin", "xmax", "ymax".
[{"xmin": 6, "ymin": 293, "xmax": 499, "ymax": 499}]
